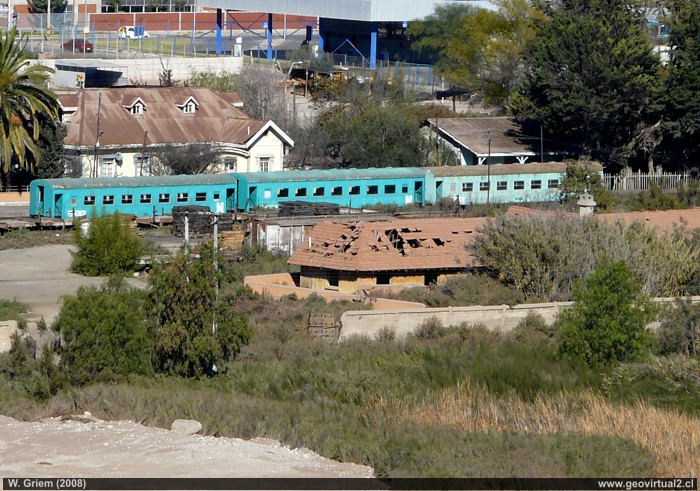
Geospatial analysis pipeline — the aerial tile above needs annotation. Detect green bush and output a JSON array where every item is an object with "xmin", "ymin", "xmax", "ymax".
[
  {"xmin": 557, "ymin": 260, "xmax": 655, "ymax": 366},
  {"xmin": 71, "ymin": 213, "xmax": 143, "ymax": 276},
  {"xmin": 560, "ymin": 160, "xmax": 615, "ymax": 210},
  {"xmin": 512, "ymin": 312, "xmax": 555, "ymax": 345},
  {"xmin": 53, "ymin": 276, "xmax": 151, "ymax": 385},
  {"xmin": 0, "ymin": 299, "xmax": 27, "ymax": 321},
  {"xmin": 655, "ymin": 298, "xmax": 700, "ymax": 356}
]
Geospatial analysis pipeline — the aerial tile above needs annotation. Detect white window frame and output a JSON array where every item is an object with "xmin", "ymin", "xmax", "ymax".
[
  {"xmin": 100, "ymin": 157, "xmax": 117, "ymax": 177},
  {"xmin": 257, "ymin": 156, "xmax": 273, "ymax": 172}
]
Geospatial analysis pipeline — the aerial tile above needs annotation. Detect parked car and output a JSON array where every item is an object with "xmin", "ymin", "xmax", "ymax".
[
  {"xmin": 118, "ymin": 26, "xmax": 150, "ymax": 40},
  {"xmin": 63, "ymin": 39, "xmax": 94, "ymax": 53}
]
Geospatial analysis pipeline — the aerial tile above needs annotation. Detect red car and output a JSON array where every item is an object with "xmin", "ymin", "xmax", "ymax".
[{"xmin": 63, "ymin": 39, "xmax": 94, "ymax": 53}]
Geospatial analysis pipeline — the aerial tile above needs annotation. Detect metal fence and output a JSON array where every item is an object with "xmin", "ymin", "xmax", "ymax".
[{"xmin": 603, "ymin": 171, "xmax": 697, "ymax": 191}]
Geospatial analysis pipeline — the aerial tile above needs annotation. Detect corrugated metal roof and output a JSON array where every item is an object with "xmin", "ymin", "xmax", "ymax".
[
  {"xmin": 34, "ymin": 174, "xmax": 237, "ymax": 190},
  {"xmin": 430, "ymin": 117, "xmax": 540, "ymax": 157},
  {"xmin": 240, "ymin": 167, "xmax": 426, "ymax": 183},
  {"xmin": 427, "ymin": 162, "xmax": 602, "ymax": 177},
  {"xmin": 288, "ymin": 217, "xmax": 484, "ymax": 272}
]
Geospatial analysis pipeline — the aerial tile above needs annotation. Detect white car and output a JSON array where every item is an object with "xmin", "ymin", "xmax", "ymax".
[{"xmin": 118, "ymin": 26, "xmax": 150, "ymax": 40}]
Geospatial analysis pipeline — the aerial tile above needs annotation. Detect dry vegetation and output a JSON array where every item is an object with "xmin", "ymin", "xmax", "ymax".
[{"xmin": 378, "ymin": 381, "xmax": 699, "ymax": 476}]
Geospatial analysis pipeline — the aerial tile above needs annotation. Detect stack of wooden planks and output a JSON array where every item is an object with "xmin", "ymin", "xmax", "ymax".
[
  {"xmin": 172, "ymin": 206, "xmax": 234, "ymax": 237},
  {"xmin": 279, "ymin": 201, "xmax": 340, "ymax": 217}
]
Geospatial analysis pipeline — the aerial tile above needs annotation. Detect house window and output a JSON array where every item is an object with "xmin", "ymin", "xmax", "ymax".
[
  {"xmin": 196, "ymin": 192, "xmax": 207, "ymax": 202},
  {"xmin": 367, "ymin": 185, "xmax": 378, "ymax": 195},
  {"xmin": 497, "ymin": 181, "xmax": 507, "ymax": 191},
  {"xmin": 479, "ymin": 182, "xmax": 490, "ymax": 191},
  {"xmin": 135, "ymin": 155, "xmax": 151, "ymax": 176},
  {"xmin": 277, "ymin": 188, "xmax": 289, "ymax": 198},
  {"xmin": 313, "ymin": 187, "xmax": 325, "ymax": 197},
  {"xmin": 257, "ymin": 156, "xmax": 272, "ymax": 172},
  {"xmin": 122, "ymin": 195, "xmax": 133, "ymax": 204},
  {"xmin": 140, "ymin": 194, "xmax": 151, "ymax": 204},
  {"xmin": 84, "ymin": 196, "xmax": 95, "ymax": 206},
  {"xmin": 183, "ymin": 102, "xmax": 196, "ymax": 114},
  {"xmin": 514, "ymin": 181, "xmax": 525, "ymax": 190},
  {"xmin": 102, "ymin": 195, "xmax": 114, "ymax": 205},
  {"xmin": 331, "ymin": 186, "xmax": 343, "ymax": 196},
  {"xmin": 100, "ymin": 157, "xmax": 116, "ymax": 177},
  {"xmin": 177, "ymin": 193, "xmax": 188, "ymax": 202},
  {"xmin": 130, "ymin": 103, "xmax": 143, "ymax": 115},
  {"xmin": 531, "ymin": 180, "xmax": 542, "ymax": 190},
  {"xmin": 159, "ymin": 193, "xmax": 170, "ymax": 203},
  {"xmin": 295, "ymin": 188, "xmax": 307, "ymax": 197},
  {"xmin": 349, "ymin": 186, "xmax": 360, "ymax": 195},
  {"xmin": 462, "ymin": 182, "xmax": 473, "ymax": 192},
  {"xmin": 225, "ymin": 157, "xmax": 237, "ymax": 173},
  {"xmin": 548, "ymin": 179, "xmax": 559, "ymax": 189},
  {"xmin": 385, "ymin": 184, "xmax": 396, "ymax": 194}
]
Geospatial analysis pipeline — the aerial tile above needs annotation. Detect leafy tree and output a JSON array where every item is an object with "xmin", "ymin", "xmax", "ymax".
[
  {"xmin": 0, "ymin": 28, "xmax": 61, "ymax": 176},
  {"xmin": 34, "ymin": 121, "xmax": 67, "ymax": 179},
  {"xmin": 71, "ymin": 212, "xmax": 144, "ymax": 276},
  {"xmin": 147, "ymin": 243, "xmax": 251, "ymax": 377},
  {"xmin": 186, "ymin": 69, "xmax": 235, "ymax": 92},
  {"xmin": 52, "ymin": 277, "xmax": 151, "ymax": 384},
  {"xmin": 27, "ymin": 0, "xmax": 67, "ymax": 12},
  {"xmin": 511, "ymin": 0, "xmax": 661, "ymax": 165},
  {"xmin": 658, "ymin": 0, "xmax": 700, "ymax": 167},
  {"xmin": 232, "ymin": 65, "xmax": 291, "ymax": 131},
  {"xmin": 557, "ymin": 260, "xmax": 655, "ymax": 365},
  {"xmin": 655, "ymin": 298, "xmax": 700, "ymax": 356},
  {"xmin": 155, "ymin": 144, "xmax": 220, "ymax": 175},
  {"xmin": 559, "ymin": 160, "xmax": 615, "ymax": 210}
]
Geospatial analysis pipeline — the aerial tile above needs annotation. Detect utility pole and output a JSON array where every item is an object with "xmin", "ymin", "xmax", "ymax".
[
  {"xmin": 141, "ymin": 130, "xmax": 148, "ymax": 176},
  {"xmin": 211, "ymin": 215, "xmax": 219, "ymax": 336},
  {"xmin": 540, "ymin": 125, "xmax": 544, "ymax": 163},
  {"xmin": 486, "ymin": 129, "xmax": 492, "ymax": 205}
]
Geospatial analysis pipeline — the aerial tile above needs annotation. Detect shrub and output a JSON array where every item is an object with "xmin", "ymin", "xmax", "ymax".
[
  {"xmin": 414, "ymin": 317, "xmax": 444, "ymax": 339},
  {"xmin": 53, "ymin": 276, "xmax": 151, "ymax": 385},
  {"xmin": 655, "ymin": 299, "xmax": 700, "ymax": 356},
  {"xmin": 560, "ymin": 160, "xmax": 615, "ymax": 210},
  {"xmin": 512, "ymin": 312, "xmax": 555, "ymax": 345},
  {"xmin": 557, "ymin": 260, "xmax": 655, "ymax": 366},
  {"xmin": 71, "ymin": 213, "xmax": 143, "ymax": 276},
  {"xmin": 0, "ymin": 299, "xmax": 27, "ymax": 321}
]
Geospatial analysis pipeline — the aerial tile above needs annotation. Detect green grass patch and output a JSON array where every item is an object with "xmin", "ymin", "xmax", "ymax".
[
  {"xmin": 0, "ymin": 230, "xmax": 74, "ymax": 250},
  {"xmin": 0, "ymin": 299, "xmax": 28, "ymax": 321}
]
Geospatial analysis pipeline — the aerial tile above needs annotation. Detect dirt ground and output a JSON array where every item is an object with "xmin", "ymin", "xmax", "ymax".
[{"xmin": 0, "ymin": 415, "xmax": 373, "ymax": 480}]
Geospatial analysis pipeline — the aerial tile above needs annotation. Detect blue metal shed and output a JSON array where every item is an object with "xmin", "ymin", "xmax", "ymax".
[
  {"xmin": 234, "ymin": 168, "xmax": 427, "ymax": 211},
  {"xmin": 29, "ymin": 175, "xmax": 238, "ymax": 219}
]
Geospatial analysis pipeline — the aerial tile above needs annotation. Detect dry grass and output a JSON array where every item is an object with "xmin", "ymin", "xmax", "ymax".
[{"xmin": 376, "ymin": 381, "xmax": 699, "ymax": 477}]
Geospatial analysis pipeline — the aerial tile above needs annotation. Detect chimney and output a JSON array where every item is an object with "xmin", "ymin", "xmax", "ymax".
[{"xmin": 577, "ymin": 191, "xmax": 596, "ymax": 218}]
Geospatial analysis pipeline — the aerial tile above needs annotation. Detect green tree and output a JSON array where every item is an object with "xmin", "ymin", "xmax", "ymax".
[
  {"xmin": 557, "ymin": 260, "xmax": 655, "ymax": 365},
  {"xmin": 34, "ymin": 121, "xmax": 67, "ymax": 179},
  {"xmin": 147, "ymin": 243, "xmax": 251, "ymax": 377},
  {"xmin": 559, "ymin": 160, "xmax": 615, "ymax": 210},
  {"xmin": 0, "ymin": 28, "xmax": 61, "ymax": 177},
  {"xmin": 53, "ymin": 277, "xmax": 151, "ymax": 384},
  {"xmin": 155, "ymin": 144, "xmax": 220, "ymax": 175},
  {"xmin": 27, "ymin": 0, "xmax": 67, "ymax": 12},
  {"xmin": 71, "ymin": 212, "xmax": 144, "ymax": 276},
  {"xmin": 510, "ymin": 0, "xmax": 661, "ymax": 165}
]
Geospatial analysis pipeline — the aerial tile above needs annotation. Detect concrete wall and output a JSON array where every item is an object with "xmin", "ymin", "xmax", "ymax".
[
  {"xmin": 339, "ymin": 296, "xmax": 700, "ymax": 340},
  {"xmin": 0, "ymin": 192, "xmax": 29, "ymax": 203}
]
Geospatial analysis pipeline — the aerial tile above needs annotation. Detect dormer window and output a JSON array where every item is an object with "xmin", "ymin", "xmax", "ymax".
[
  {"xmin": 178, "ymin": 96, "xmax": 199, "ymax": 114},
  {"xmin": 124, "ymin": 97, "xmax": 147, "ymax": 115}
]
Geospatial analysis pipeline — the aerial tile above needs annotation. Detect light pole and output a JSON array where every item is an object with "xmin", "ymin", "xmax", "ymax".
[{"xmin": 285, "ymin": 60, "xmax": 303, "ymax": 122}]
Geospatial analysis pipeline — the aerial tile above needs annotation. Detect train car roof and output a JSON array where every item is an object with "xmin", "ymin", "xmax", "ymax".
[
  {"xmin": 426, "ymin": 162, "xmax": 602, "ymax": 177},
  {"xmin": 236, "ymin": 167, "xmax": 426, "ymax": 184},
  {"xmin": 31, "ymin": 174, "xmax": 237, "ymax": 190}
]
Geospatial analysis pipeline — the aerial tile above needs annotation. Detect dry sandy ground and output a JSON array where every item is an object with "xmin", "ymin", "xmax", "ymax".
[{"xmin": 0, "ymin": 415, "xmax": 373, "ymax": 480}]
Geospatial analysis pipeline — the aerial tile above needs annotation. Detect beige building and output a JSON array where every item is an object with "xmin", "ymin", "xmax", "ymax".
[
  {"xmin": 288, "ymin": 217, "xmax": 486, "ymax": 295},
  {"xmin": 58, "ymin": 87, "xmax": 294, "ymax": 178}
]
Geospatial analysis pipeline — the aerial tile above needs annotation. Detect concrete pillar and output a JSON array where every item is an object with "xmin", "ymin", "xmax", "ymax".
[
  {"xmin": 215, "ymin": 8, "xmax": 222, "ymax": 54},
  {"xmin": 318, "ymin": 17, "xmax": 324, "ymax": 55},
  {"xmin": 370, "ymin": 21, "xmax": 378, "ymax": 70},
  {"xmin": 266, "ymin": 12, "xmax": 273, "ymax": 59}
]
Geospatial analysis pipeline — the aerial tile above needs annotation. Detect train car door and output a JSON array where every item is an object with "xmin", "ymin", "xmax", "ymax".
[
  {"xmin": 414, "ymin": 181, "xmax": 423, "ymax": 205},
  {"xmin": 53, "ymin": 193, "xmax": 63, "ymax": 218},
  {"xmin": 36, "ymin": 185, "xmax": 45, "ymax": 215},
  {"xmin": 225, "ymin": 188, "xmax": 236, "ymax": 212}
]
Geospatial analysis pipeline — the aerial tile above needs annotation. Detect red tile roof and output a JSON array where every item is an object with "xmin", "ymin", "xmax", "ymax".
[
  {"xmin": 288, "ymin": 217, "xmax": 485, "ymax": 272},
  {"xmin": 598, "ymin": 208, "xmax": 700, "ymax": 232}
]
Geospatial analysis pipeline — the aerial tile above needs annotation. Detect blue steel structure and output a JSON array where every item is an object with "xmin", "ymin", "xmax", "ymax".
[{"xmin": 29, "ymin": 163, "xmax": 600, "ymax": 219}]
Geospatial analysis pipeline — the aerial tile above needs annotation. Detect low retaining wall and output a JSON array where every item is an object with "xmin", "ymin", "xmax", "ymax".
[
  {"xmin": 0, "ymin": 192, "xmax": 29, "ymax": 204},
  {"xmin": 339, "ymin": 296, "xmax": 700, "ymax": 340}
]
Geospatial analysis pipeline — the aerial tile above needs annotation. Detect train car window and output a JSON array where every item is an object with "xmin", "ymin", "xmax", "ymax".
[
  {"xmin": 177, "ymin": 193, "xmax": 188, "ymax": 202},
  {"xmin": 402, "ymin": 185, "xmax": 408, "ymax": 194},
  {"xmin": 531, "ymin": 180, "xmax": 542, "ymax": 189},
  {"xmin": 122, "ymin": 195, "xmax": 133, "ymax": 204},
  {"xmin": 102, "ymin": 195, "xmax": 114, "ymax": 205},
  {"xmin": 350, "ymin": 186, "xmax": 360, "ymax": 195},
  {"xmin": 548, "ymin": 179, "xmax": 559, "ymax": 189},
  {"xmin": 196, "ymin": 192, "xmax": 207, "ymax": 202},
  {"xmin": 313, "ymin": 187, "xmax": 325, "ymax": 196},
  {"xmin": 331, "ymin": 186, "xmax": 343, "ymax": 196},
  {"xmin": 278, "ymin": 188, "xmax": 289, "ymax": 198},
  {"xmin": 84, "ymin": 196, "xmax": 95, "ymax": 206},
  {"xmin": 385, "ymin": 185, "xmax": 396, "ymax": 194},
  {"xmin": 462, "ymin": 182, "xmax": 473, "ymax": 192},
  {"xmin": 71, "ymin": 197, "xmax": 77, "ymax": 207},
  {"xmin": 479, "ymin": 182, "xmax": 490, "ymax": 191},
  {"xmin": 497, "ymin": 181, "xmax": 507, "ymax": 191},
  {"xmin": 295, "ymin": 188, "xmax": 307, "ymax": 197},
  {"xmin": 367, "ymin": 185, "xmax": 378, "ymax": 195},
  {"xmin": 159, "ymin": 193, "xmax": 170, "ymax": 203},
  {"xmin": 140, "ymin": 194, "xmax": 152, "ymax": 204},
  {"xmin": 514, "ymin": 181, "xmax": 525, "ymax": 190},
  {"xmin": 213, "ymin": 193, "xmax": 220, "ymax": 200}
]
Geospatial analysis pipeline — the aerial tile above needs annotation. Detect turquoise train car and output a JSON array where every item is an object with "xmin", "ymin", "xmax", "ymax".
[
  {"xmin": 235, "ymin": 168, "xmax": 427, "ymax": 211},
  {"xmin": 29, "ymin": 175, "xmax": 238, "ymax": 219}
]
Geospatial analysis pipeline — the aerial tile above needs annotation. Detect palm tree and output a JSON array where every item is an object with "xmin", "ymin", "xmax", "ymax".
[{"xmin": 0, "ymin": 27, "xmax": 60, "ymax": 179}]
